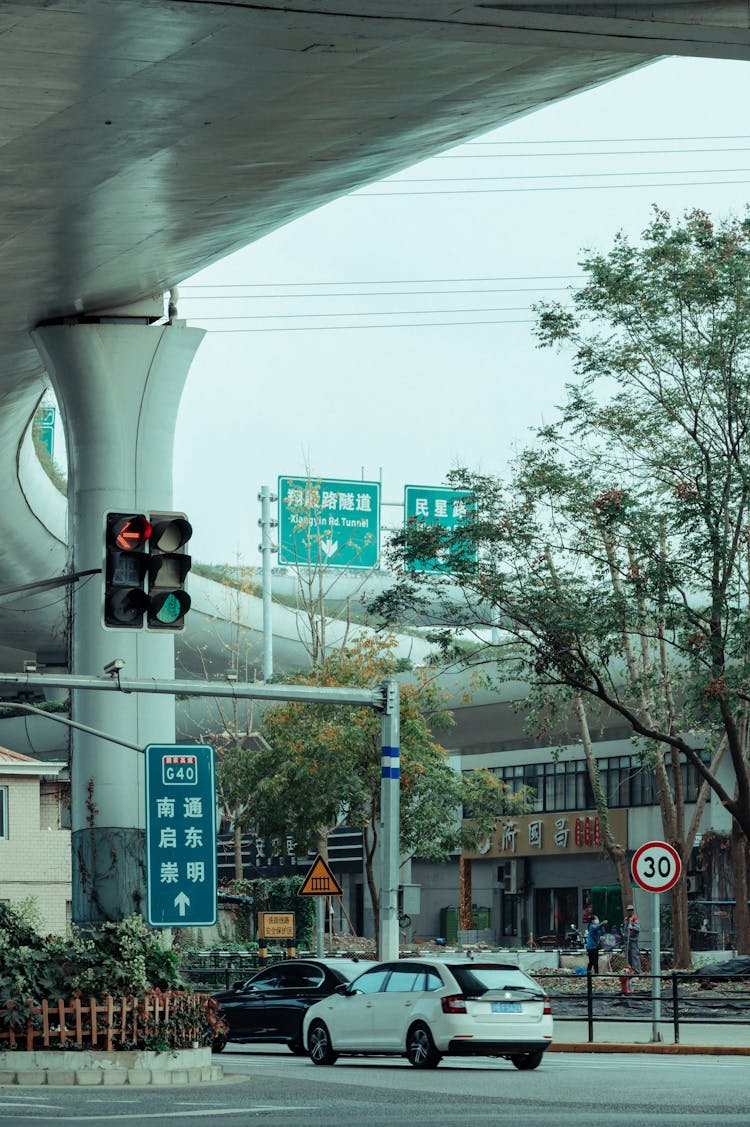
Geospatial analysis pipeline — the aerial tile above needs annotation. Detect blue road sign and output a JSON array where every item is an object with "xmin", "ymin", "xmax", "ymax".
[{"xmin": 145, "ymin": 743, "xmax": 217, "ymax": 928}]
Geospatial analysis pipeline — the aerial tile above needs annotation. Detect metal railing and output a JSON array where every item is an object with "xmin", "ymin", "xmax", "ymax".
[
  {"xmin": 547, "ymin": 971, "xmax": 750, "ymax": 1043},
  {"xmin": 181, "ymin": 954, "xmax": 262, "ymax": 991}
]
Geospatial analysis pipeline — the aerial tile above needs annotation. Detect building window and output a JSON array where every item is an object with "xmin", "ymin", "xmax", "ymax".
[
  {"xmin": 492, "ymin": 753, "xmax": 706, "ymax": 813},
  {"xmin": 0, "ymin": 787, "xmax": 7, "ymax": 838}
]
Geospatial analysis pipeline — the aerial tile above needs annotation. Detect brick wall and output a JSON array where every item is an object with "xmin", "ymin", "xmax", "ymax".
[{"xmin": 0, "ymin": 773, "xmax": 71, "ymax": 934}]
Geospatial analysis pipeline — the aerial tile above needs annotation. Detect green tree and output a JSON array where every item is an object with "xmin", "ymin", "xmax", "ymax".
[
  {"xmin": 373, "ymin": 208, "xmax": 750, "ymax": 960},
  {"xmin": 180, "ymin": 561, "xmax": 264, "ymax": 879},
  {"xmin": 248, "ymin": 634, "xmax": 516, "ymax": 953}
]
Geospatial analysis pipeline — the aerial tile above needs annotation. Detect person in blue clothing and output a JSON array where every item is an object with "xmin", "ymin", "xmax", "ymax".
[{"xmin": 586, "ymin": 915, "xmax": 607, "ymax": 973}]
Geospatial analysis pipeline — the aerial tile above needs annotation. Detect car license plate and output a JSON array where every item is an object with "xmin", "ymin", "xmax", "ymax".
[{"xmin": 491, "ymin": 1002, "xmax": 521, "ymax": 1013}]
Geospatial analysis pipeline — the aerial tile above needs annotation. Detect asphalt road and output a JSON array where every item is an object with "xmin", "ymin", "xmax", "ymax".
[{"xmin": 0, "ymin": 1047, "xmax": 748, "ymax": 1126}]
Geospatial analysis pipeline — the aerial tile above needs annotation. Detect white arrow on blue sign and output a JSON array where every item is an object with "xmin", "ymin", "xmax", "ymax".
[{"xmin": 145, "ymin": 743, "xmax": 218, "ymax": 928}]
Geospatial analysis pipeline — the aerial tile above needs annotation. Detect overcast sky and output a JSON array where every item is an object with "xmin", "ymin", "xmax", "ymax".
[{"xmin": 173, "ymin": 55, "xmax": 750, "ymax": 567}]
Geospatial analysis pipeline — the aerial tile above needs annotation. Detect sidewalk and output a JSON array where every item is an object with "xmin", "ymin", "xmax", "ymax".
[{"xmin": 550, "ymin": 1018, "xmax": 750, "ymax": 1055}]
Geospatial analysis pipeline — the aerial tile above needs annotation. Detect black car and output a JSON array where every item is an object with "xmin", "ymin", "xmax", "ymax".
[{"xmin": 211, "ymin": 957, "xmax": 369, "ymax": 1053}]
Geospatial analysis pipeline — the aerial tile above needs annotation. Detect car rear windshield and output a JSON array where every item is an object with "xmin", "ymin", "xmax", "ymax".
[{"xmin": 447, "ymin": 965, "xmax": 543, "ymax": 997}]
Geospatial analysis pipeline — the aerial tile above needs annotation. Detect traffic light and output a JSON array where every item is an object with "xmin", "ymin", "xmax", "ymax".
[
  {"xmin": 104, "ymin": 513, "xmax": 152, "ymax": 628},
  {"xmin": 146, "ymin": 512, "xmax": 192, "ymax": 630}
]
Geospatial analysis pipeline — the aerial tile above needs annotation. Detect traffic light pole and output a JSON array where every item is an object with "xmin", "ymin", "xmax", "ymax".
[
  {"xmin": 0, "ymin": 669, "xmax": 401, "ymax": 956},
  {"xmin": 380, "ymin": 680, "xmax": 400, "ymax": 961},
  {"xmin": 31, "ymin": 311, "xmax": 205, "ymax": 927}
]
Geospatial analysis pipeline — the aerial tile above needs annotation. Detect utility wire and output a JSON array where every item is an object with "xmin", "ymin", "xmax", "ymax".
[
  {"xmin": 460, "ymin": 134, "xmax": 750, "ymax": 144},
  {"xmin": 438, "ymin": 146, "xmax": 750, "ymax": 158},
  {"xmin": 184, "ymin": 305, "xmax": 547, "ymax": 321},
  {"xmin": 358, "ymin": 177, "xmax": 750, "ymax": 196},
  {"xmin": 184, "ymin": 318, "xmax": 538, "ymax": 333},
  {"xmin": 179, "ymin": 285, "xmax": 574, "ymax": 300},
  {"xmin": 181, "ymin": 274, "xmax": 584, "ymax": 288},
  {"xmin": 385, "ymin": 166, "xmax": 750, "ymax": 184}
]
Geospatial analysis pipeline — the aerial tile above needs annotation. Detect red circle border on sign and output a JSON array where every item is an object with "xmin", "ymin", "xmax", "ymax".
[{"xmin": 631, "ymin": 839, "xmax": 682, "ymax": 893}]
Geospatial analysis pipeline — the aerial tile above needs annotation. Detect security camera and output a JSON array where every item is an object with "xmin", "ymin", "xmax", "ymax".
[{"xmin": 103, "ymin": 658, "xmax": 125, "ymax": 676}]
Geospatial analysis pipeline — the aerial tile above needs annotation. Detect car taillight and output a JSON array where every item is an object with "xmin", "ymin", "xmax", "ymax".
[
  {"xmin": 441, "ymin": 994, "xmax": 467, "ymax": 1014},
  {"xmin": 543, "ymin": 996, "xmax": 551, "ymax": 1015}
]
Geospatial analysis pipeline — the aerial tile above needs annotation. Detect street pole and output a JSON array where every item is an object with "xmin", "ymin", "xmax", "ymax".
[
  {"xmin": 316, "ymin": 897, "xmax": 325, "ymax": 957},
  {"xmin": 379, "ymin": 679, "xmax": 400, "ymax": 961},
  {"xmin": 258, "ymin": 485, "xmax": 277, "ymax": 681},
  {"xmin": 651, "ymin": 892, "xmax": 662, "ymax": 1042}
]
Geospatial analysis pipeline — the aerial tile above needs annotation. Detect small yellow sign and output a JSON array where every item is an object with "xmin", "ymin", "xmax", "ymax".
[
  {"xmin": 297, "ymin": 854, "xmax": 343, "ymax": 897},
  {"xmin": 258, "ymin": 911, "xmax": 295, "ymax": 939}
]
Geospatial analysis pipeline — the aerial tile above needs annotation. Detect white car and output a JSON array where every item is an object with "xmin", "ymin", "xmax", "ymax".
[{"xmin": 302, "ymin": 957, "xmax": 552, "ymax": 1070}]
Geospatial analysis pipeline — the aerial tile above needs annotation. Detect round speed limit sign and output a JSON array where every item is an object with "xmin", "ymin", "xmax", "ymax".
[{"xmin": 631, "ymin": 840, "xmax": 682, "ymax": 893}]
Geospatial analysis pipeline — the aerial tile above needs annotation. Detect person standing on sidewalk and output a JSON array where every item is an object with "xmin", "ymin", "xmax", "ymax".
[
  {"xmin": 586, "ymin": 915, "xmax": 607, "ymax": 973},
  {"xmin": 623, "ymin": 903, "xmax": 641, "ymax": 973}
]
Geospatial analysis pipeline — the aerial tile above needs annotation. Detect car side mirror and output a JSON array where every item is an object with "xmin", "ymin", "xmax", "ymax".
[
  {"xmin": 231, "ymin": 980, "xmax": 244, "ymax": 990},
  {"xmin": 335, "ymin": 982, "xmax": 355, "ymax": 996}
]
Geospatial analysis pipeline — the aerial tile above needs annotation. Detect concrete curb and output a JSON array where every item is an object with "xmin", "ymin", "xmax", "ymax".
[
  {"xmin": 0, "ymin": 1047, "xmax": 224, "ymax": 1086},
  {"xmin": 550, "ymin": 1042, "xmax": 750, "ymax": 1056}
]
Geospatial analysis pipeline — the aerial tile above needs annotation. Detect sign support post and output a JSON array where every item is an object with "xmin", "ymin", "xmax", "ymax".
[
  {"xmin": 651, "ymin": 892, "xmax": 661, "ymax": 1042},
  {"xmin": 631, "ymin": 839, "xmax": 681, "ymax": 1044},
  {"xmin": 380, "ymin": 679, "xmax": 400, "ymax": 961}
]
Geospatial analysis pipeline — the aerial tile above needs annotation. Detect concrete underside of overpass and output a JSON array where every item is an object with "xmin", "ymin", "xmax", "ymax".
[
  {"xmin": 3, "ymin": 1, "xmax": 749, "ymax": 931},
  {"xmin": 2, "ymin": 0, "xmax": 749, "ymax": 695}
]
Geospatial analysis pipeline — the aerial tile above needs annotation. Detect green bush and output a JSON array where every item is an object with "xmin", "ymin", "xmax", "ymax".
[{"xmin": 0, "ymin": 904, "xmax": 223, "ymax": 1049}]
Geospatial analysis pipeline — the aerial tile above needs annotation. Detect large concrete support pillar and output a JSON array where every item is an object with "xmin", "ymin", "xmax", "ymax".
[{"xmin": 31, "ymin": 309, "xmax": 205, "ymax": 925}]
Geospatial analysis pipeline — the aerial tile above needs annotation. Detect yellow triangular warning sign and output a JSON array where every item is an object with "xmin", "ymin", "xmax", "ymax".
[{"xmin": 297, "ymin": 854, "xmax": 343, "ymax": 897}]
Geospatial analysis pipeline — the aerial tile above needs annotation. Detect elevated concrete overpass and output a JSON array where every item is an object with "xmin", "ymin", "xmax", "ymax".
[{"xmin": 2, "ymin": 1, "xmax": 750, "ymax": 927}]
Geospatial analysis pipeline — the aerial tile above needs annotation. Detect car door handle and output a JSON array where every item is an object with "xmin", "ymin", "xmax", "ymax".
[{"xmin": 404, "ymin": 1001, "xmax": 412, "ymax": 1008}]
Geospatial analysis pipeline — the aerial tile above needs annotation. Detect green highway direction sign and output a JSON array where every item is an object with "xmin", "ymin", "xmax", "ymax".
[
  {"xmin": 278, "ymin": 476, "xmax": 381, "ymax": 570},
  {"xmin": 145, "ymin": 744, "xmax": 217, "ymax": 928},
  {"xmin": 403, "ymin": 484, "xmax": 474, "ymax": 573}
]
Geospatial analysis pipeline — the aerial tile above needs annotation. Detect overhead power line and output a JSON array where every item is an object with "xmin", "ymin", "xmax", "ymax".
[
  {"xmin": 438, "ymin": 146, "xmax": 750, "ymax": 159},
  {"xmin": 358, "ymin": 177, "xmax": 750, "ymax": 196},
  {"xmin": 180, "ymin": 285, "xmax": 573, "ymax": 300},
  {"xmin": 461, "ymin": 134, "xmax": 750, "ymax": 144},
  {"xmin": 387, "ymin": 167, "xmax": 750, "ymax": 184},
  {"xmin": 185, "ymin": 318, "xmax": 538, "ymax": 333},
  {"xmin": 181, "ymin": 274, "xmax": 584, "ymax": 288}
]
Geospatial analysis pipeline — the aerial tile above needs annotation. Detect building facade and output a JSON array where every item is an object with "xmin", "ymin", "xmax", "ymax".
[{"xmin": 0, "ymin": 747, "xmax": 70, "ymax": 933}]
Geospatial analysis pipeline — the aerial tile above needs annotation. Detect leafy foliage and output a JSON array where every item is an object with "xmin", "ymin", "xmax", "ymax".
[
  {"xmin": 372, "ymin": 208, "xmax": 750, "ymax": 851},
  {"xmin": 219, "ymin": 876, "xmax": 315, "ymax": 949},
  {"xmin": 0, "ymin": 904, "xmax": 213, "ymax": 1047}
]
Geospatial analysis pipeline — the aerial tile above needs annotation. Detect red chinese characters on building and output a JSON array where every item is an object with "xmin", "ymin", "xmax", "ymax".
[{"xmin": 574, "ymin": 815, "xmax": 602, "ymax": 848}]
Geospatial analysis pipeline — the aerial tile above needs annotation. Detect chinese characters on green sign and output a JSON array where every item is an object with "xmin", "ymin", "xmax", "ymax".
[
  {"xmin": 277, "ymin": 476, "xmax": 381, "ymax": 570},
  {"xmin": 403, "ymin": 484, "xmax": 474, "ymax": 573}
]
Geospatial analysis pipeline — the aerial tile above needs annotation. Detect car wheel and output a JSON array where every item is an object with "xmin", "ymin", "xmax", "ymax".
[
  {"xmin": 510, "ymin": 1051, "xmax": 544, "ymax": 1071},
  {"xmin": 288, "ymin": 1040, "xmax": 307, "ymax": 1055},
  {"xmin": 406, "ymin": 1022, "xmax": 441, "ymax": 1069},
  {"xmin": 308, "ymin": 1021, "xmax": 338, "ymax": 1066}
]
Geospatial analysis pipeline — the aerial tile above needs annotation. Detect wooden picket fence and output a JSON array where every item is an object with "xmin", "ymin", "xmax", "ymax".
[{"xmin": 0, "ymin": 991, "xmax": 210, "ymax": 1051}]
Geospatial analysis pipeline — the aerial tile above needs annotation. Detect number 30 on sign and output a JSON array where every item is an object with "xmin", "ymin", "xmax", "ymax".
[{"xmin": 631, "ymin": 840, "xmax": 682, "ymax": 894}]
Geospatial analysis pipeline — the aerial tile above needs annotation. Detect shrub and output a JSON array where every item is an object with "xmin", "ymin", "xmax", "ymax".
[{"xmin": 0, "ymin": 904, "xmax": 223, "ymax": 1050}]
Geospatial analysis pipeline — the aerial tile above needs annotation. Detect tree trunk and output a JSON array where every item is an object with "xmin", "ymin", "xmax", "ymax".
[
  {"xmin": 364, "ymin": 820, "xmax": 380, "ymax": 957},
  {"xmin": 731, "ymin": 821, "xmax": 750, "ymax": 955},
  {"xmin": 459, "ymin": 857, "xmax": 473, "ymax": 932},
  {"xmin": 233, "ymin": 821, "xmax": 244, "ymax": 881},
  {"xmin": 670, "ymin": 878, "xmax": 692, "ymax": 968}
]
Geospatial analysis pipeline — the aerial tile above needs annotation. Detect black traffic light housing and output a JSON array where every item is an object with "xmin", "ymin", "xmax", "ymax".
[
  {"xmin": 146, "ymin": 512, "xmax": 193, "ymax": 630},
  {"xmin": 104, "ymin": 513, "xmax": 152, "ymax": 628}
]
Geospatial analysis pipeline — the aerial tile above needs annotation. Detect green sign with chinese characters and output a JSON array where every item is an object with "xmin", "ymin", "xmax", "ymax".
[
  {"xmin": 278, "ymin": 476, "xmax": 380, "ymax": 570},
  {"xmin": 403, "ymin": 484, "xmax": 474, "ymax": 573},
  {"xmin": 145, "ymin": 744, "xmax": 217, "ymax": 927}
]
